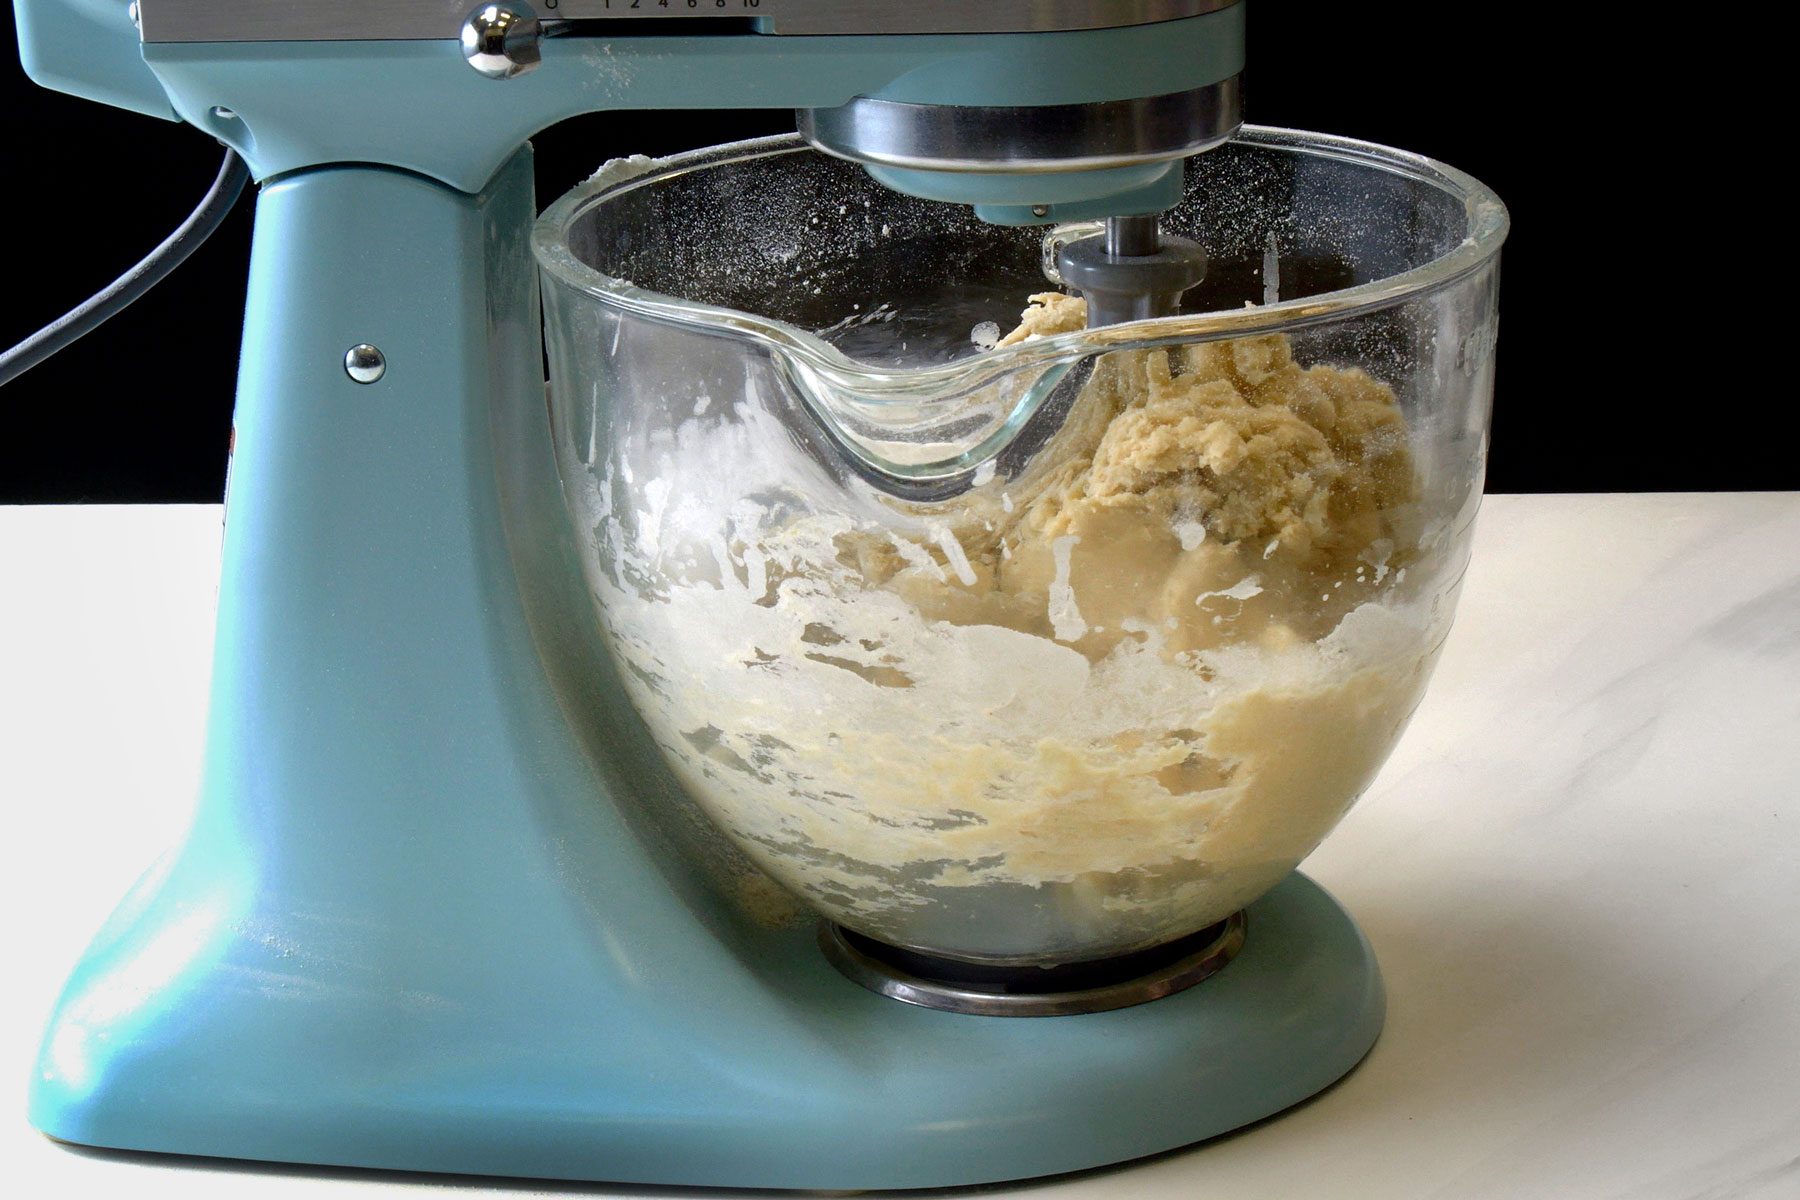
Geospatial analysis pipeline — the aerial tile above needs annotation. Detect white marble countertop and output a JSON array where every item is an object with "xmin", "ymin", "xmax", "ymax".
[{"xmin": 3, "ymin": 494, "xmax": 1797, "ymax": 1199}]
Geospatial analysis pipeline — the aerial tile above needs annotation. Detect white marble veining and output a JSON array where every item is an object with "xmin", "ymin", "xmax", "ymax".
[{"xmin": 3, "ymin": 494, "xmax": 1797, "ymax": 1199}]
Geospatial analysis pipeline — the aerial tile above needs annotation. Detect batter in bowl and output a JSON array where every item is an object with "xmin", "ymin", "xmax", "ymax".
[{"xmin": 587, "ymin": 293, "xmax": 1446, "ymax": 964}]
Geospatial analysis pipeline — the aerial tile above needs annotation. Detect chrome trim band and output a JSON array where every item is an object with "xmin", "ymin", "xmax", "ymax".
[
  {"xmin": 819, "ymin": 912, "xmax": 1247, "ymax": 1017},
  {"xmin": 798, "ymin": 78, "xmax": 1242, "ymax": 174}
]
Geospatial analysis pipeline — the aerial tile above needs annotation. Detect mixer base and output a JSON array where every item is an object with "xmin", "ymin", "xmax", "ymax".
[
  {"xmin": 33, "ymin": 868, "xmax": 1382, "ymax": 1191},
  {"xmin": 821, "ymin": 911, "xmax": 1248, "ymax": 1016}
]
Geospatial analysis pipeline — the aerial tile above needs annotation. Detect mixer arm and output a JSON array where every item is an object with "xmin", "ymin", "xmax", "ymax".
[{"xmin": 14, "ymin": 0, "xmax": 1242, "ymax": 222}]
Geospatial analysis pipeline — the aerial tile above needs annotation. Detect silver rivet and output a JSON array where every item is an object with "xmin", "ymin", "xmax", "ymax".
[
  {"xmin": 344, "ymin": 344, "xmax": 386, "ymax": 384},
  {"xmin": 461, "ymin": 4, "xmax": 543, "ymax": 79},
  {"xmin": 1031, "ymin": 205, "xmax": 1051, "ymax": 218}
]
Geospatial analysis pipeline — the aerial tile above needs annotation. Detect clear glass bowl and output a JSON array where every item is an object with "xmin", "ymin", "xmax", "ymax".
[{"xmin": 533, "ymin": 128, "xmax": 1507, "ymax": 966}]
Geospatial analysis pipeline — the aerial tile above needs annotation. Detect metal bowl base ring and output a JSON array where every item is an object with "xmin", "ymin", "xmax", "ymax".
[{"xmin": 819, "ymin": 912, "xmax": 1247, "ymax": 1016}]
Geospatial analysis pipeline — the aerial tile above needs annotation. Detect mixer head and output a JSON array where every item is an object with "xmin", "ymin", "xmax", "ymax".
[{"xmin": 21, "ymin": 0, "xmax": 1241, "ymax": 330}]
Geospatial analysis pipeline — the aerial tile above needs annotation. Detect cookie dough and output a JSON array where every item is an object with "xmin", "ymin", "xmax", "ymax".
[{"xmin": 848, "ymin": 293, "xmax": 1417, "ymax": 661}]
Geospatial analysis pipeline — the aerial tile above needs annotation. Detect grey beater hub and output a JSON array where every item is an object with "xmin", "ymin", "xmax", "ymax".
[{"xmin": 1057, "ymin": 213, "xmax": 1208, "ymax": 326}]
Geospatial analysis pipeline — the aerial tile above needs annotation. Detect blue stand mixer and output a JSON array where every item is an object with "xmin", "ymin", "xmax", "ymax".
[{"xmin": 12, "ymin": 1, "xmax": 1509, "ymax": 1189}]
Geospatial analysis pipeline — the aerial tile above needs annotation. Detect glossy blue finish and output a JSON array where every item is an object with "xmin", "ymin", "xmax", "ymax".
[
  {"xmin": 864, "ymin": 161, "xmax": 1186, "ymax": 226},
  {"xmin": 27, "ymin": 152, "xmax": 1385, "ymax": 1190},
  {"xmin": 11, "ymin": 0, "xmax": 176, "ymax": 120}
]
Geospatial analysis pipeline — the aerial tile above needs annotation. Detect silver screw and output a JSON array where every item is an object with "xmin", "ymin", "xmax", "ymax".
[
  {"xmin": 1031, "ymin": 205, "xmax": 1051, "ymax": 218},
  {"xmin": 461, "ymin": 4, "xmax": 543, "ymax": 79},
  {"xmin": 344, "ymin": 344, "xmax": 386, "ymax": 384}
]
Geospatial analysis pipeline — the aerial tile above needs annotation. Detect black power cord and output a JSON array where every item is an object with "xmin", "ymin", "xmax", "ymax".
[{"xmin": 0, "ymin": 147, "xmax": 251, "ymax": 388}]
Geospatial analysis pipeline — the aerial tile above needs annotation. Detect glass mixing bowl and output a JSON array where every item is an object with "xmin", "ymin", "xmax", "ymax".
[{"xmin": 533, "ymin": 128, "xmax": 1507, "ymax": 966}]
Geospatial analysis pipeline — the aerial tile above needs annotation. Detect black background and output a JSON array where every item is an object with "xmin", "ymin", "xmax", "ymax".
[{"xmin": 0, "ymin": 7, "xmax": 1772, "ymax": 502}]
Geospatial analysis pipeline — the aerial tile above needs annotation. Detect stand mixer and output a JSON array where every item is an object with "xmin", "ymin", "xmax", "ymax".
[{"xmin": 15, "ymin": 0, "xmax": 1508, "ymax": 1189}]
